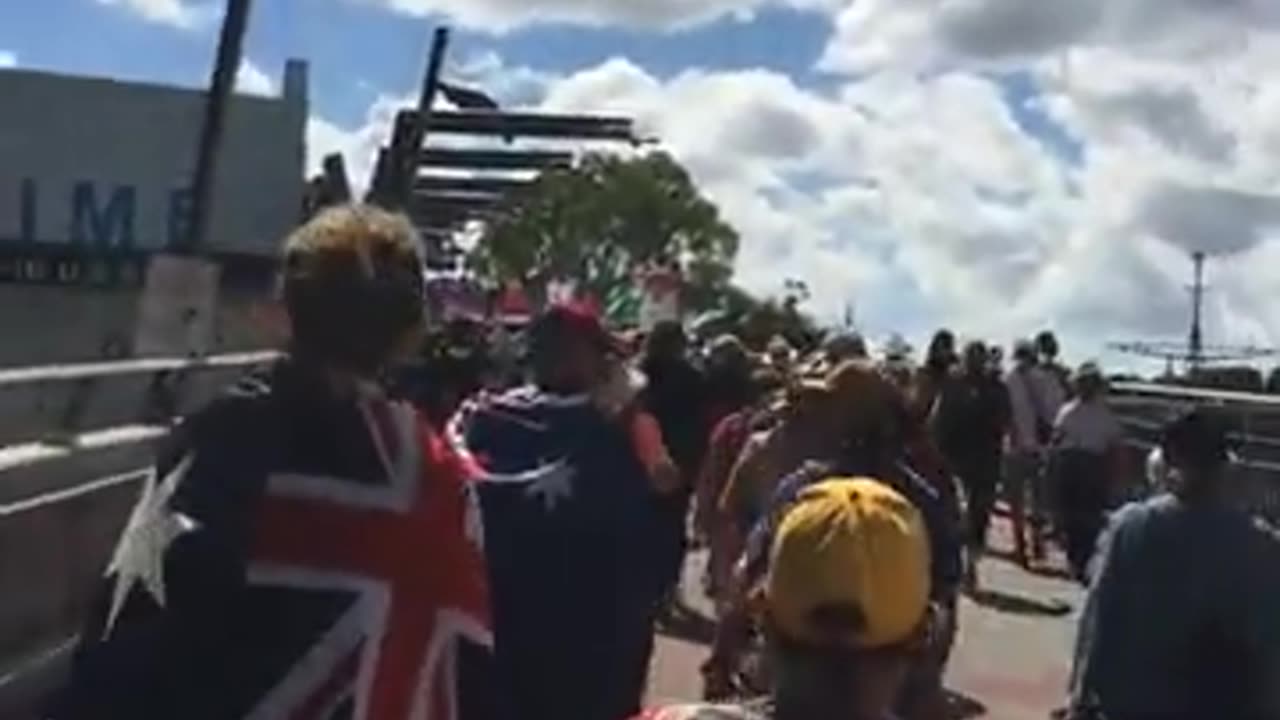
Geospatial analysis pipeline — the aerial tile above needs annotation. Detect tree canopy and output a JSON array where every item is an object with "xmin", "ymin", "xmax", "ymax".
[{"xmin": 468, "ymin": 151, "xmax": 739, "ymax": 311}]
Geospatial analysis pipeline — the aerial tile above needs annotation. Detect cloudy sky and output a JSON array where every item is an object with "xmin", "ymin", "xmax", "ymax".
[{"xmin": 4, "ymin": 0, "xmax": 1280, "ymax": 370}]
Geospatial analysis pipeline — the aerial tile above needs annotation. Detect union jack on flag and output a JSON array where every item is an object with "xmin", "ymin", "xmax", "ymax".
[
  {"xmin": 248, "ymin": 398, "xmax": 493, "ymax": 720},
  {"xmin": 51, "ymin": 365, "xmax": 497, "ymax": 720}
]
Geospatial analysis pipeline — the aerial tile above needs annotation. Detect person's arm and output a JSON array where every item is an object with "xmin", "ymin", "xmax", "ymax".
[
  {"xmin": 1051, "ymin": 402, "xmax": 1073, "ymax": 449},
  {"xmin": 631, "ymin": 409, "xmax": 682, "ymax": 495},
  {"xmin": 694, "ymin": 416, "xmax": 739, "ymax": 541},
  {"xmin": 1100, "ymin": 408, "xmax": 1131, "ymax": 491},
  {"xmin": 893, "ymin": 464, "xmax": 963, "ymax": 598},
  {"xmin": 994, "ymin": 381, "xmax": 1013, "ymax": 439},
  {"xmin": 713, "ymin": 436, "xmax": 768, "ymax": 603},
  {"xmin": 1004, "ymin": 371, "xmax": 1034, "ymax": 452},
  {"xmin": 927, "ymin": 383, "xmax": 956, "ymax": 458}
]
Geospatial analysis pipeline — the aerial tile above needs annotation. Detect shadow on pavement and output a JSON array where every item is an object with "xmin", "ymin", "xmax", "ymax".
[
  {"xmin": 656, "ymin": 602, "xmax": 717, "ymax": 645},
  {"xmin": 1026, "ymin": 564, "xmax": 1076, "ymax": 582},
  {"xmin": 967, "ymin": 588, "xmax": 1073, "ymax": 618},
  {"xmin": 943, "ymin": 689, "xmax": 988, "ymax": 719},
  {"xmin": 984, "ymin": 547, "xmax": 1077, "ymax": 582}
]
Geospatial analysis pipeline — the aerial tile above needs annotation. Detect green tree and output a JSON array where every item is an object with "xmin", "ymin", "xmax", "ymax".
[
  {"xmin": 468, "ymin": 151, "xmax": 739, "ymax": 310},
  {"xmin": 708, "ymin": 284, "xmax": 823, "ymax": 353}
]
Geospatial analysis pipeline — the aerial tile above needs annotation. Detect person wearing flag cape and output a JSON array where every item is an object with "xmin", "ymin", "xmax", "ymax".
[
  {"xmin": 450, "ymin": 302, "xmax": 671, "ymax": 720},
  {"xmin": 49, "ymin": 205, "xmax": 496, "ymax": 720}
]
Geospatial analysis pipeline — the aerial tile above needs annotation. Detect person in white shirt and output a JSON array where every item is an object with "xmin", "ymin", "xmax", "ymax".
[
  {"xmin": 1003, "ymin": 339, "xmax": 1065, "ymax": 565},
  {"xmin": 1049, "ymin": 362, "xmax": 1125, "ymax": 582}
]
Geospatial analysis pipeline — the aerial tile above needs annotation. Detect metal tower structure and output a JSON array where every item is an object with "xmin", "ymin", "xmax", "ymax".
[
  {"xmin": 1189, "ymin": 251, "xmax": 1206, "ymax": 371},
  {"xmin": 1109, "ymin": 251, "xmax": 1279, "ymax": 375}
]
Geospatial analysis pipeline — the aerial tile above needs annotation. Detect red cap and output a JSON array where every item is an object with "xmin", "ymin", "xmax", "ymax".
[{"xmin": 531, "ymin": 301, "xmax": 626, "ymax": 356}]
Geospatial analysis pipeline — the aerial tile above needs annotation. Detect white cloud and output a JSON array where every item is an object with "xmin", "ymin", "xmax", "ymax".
[
  {"xmin": 0, "ymin": 50, "xmax": 16, "ymax": 69},
  {"xmin": 319, "ymin": 14, "xmax": 1280, "ymax": 366},
  {"xmin": 808, "ymin": 0, "xmax": 1280, "ymax": 359},
  {"xmin": 235, "ymin": 59, "xmax": 275, "ymax": 97},
  {"xmin": 94, "ymin": 0, "xmax": 218, "ymax": 29},
  {"xmin": 375, "ymin": 0, "xmax": 811, "ymax": 32},
  {"xmin": 820, "ymin": 0, "xmax": 1280, "ymax": 74}
]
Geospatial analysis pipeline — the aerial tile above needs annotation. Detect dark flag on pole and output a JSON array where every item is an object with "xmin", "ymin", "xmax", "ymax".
[{"xmin": 439, "ymin": 83, "xmax": 500, "ymax": 111}]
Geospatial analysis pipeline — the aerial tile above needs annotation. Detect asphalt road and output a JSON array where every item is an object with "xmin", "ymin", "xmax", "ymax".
[{"xmin": 647, "ymin": 518, "xmax": 1084, "ymax": 720}]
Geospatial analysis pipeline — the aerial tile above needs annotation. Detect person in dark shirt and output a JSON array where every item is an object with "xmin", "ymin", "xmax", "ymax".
[
  {"xmin": 1069, "ymin": 408, "xmax": 1280, "ymax": 719},
  {"xmin": 641, "ymin": 320, "xmax": 712, "ymax": 608},
  {"xmin": 910, "ymin": 329, "xmax": 957, "ymax": 423},
  {"xmin": 702, "ymin": 334, "xmax": 757, "ymax": 431},
  {"xmin": 933, "ymin": 340, "xmax": 1012, "ymax": 590}
]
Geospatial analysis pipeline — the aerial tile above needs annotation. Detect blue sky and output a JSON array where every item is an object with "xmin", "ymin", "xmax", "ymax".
[
  {"xmin": 0, "ymin": 1, "xmax": 835, "ymax": 126},
  {"xmin": 0, "ymin": 1, "xmax": 1067, "ymax": 151},
  {"xmin": 3, "ymin": 0, "xmax": 1279, "ymax": 373}
]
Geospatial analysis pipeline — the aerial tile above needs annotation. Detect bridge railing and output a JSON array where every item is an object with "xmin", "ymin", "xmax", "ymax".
[
  {"xmin": 0, "ymin": 351, "xmax": 276, "ymax": 718},
  {"xmin": 1109, "ymin": 381, "xmax": 1280, "ymax": 518}
]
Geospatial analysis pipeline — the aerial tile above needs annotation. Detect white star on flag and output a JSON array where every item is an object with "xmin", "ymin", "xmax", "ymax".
[
  {"xmin": 102, "ymin": 454, "xmax": 200, "ymax": 638},
  {"xmin": 523, "ymin": 460, "xmax": 576, "ymax": 512}
]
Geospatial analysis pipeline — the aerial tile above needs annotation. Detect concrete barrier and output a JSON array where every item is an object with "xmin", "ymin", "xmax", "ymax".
[
  {"xmin": 0, "ymin": 470, "xmax": 144, "ymax": 671},
  {"xmin": 0, "ymin": 426, "xmax": 163, "ymax": 505},
  {"xmin": 0, "ymin": 351, "xmax": 276, "ymax": 447}
]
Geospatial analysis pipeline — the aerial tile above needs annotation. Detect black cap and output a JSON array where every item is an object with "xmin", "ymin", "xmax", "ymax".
[{"xmin": 1161, "ymin": 407, "xmax": 1232, "ymax": 467}]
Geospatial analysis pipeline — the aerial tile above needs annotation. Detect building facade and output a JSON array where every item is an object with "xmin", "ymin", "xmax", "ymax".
[{"xmin": 0, "ymin": 61, "xmax": 307, "ymax": 365}]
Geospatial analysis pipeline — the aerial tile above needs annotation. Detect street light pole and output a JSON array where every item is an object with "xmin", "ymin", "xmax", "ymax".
[{"xmin": 184, "ymin": 0, "xmax": 253, "ymax": 254}]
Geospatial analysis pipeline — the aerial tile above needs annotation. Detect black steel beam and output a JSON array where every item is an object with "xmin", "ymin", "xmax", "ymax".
[
  {"xmin": 321, "ymin": 153, "xmax": 352, "ymax": 203},
  {"xmin": 418, "ymin": 148, "xmax": 574, "ymax": 171},
  {"xmin": 411, "ymin": 192, "xmax": 505, "ymax": 214},
  {"xmin": 426, "ymin": 110, "xmax": 635, "ymax": 141},
  {"xmin": 413, "ymin": 175, "xmax": 534, "ymax": 195},
  {"xmin": 407, "ymin": 203, "xmax": 478, "ymax": 229},
  {"xmin": 184, "ymin": 0, "xmax": 253, "ymax": 253}
]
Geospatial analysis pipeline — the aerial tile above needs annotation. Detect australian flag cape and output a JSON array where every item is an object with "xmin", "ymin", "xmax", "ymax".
[
  {"xmin": 448, "ymin": 386, "xmax": 663, "ymax": 720},
  {"xmin": 49, "ymin": 359, "xmax": 496, "ymax": 720}
]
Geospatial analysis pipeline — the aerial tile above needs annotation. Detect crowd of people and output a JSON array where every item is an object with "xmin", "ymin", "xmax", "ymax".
[{"xmin": 45, "ymin": 204, "xmax": 1280, "ymax": 720}]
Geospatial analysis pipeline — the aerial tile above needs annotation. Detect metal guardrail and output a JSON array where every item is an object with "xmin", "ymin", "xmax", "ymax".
[
  {"xmin": 0, "ymin": 351, "xmax": 279, "ymax": 445},
  {"xmin": 0, "ymin": 351, "xmax": 278, "ymax": 387},
  {"xmin": 1111, "ymin": 380, "xmax": 1280, "ymax": 407},
  {"xmin": 1109, "ymin": 381, "xmax": 1280, "ymax": 520}
]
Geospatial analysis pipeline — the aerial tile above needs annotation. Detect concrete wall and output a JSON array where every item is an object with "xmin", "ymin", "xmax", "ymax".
[
  {"xmin": 0, "ymin": 285, "xmax": 274, "ymax": 367},
  {"xmin": 0, "ymin": 61, "xmax": 307, "ymax": 254},
  {"xmin": 0, "ymin": 62, "xmax": 306, "ymax": 370}
]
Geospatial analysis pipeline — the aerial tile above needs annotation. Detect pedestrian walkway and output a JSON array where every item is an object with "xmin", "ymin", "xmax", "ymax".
[{"xmin": 649, "ymin": 516, "xmax": 1085, "ymax": 720}]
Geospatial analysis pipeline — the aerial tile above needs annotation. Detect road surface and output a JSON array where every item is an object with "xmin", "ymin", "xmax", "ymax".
[{"xmin": 648, "ymin": 518, "xmax": 1084, "ymax": 720}]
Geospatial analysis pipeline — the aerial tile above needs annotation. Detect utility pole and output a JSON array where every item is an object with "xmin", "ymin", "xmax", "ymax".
[
  {"xmin": 184, "ymin": 0, "xmax": 253, "ymax": 253},
  {"xmin": 1189, "ymin": 251, "xmax": 1206, "ymax": 373}
]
